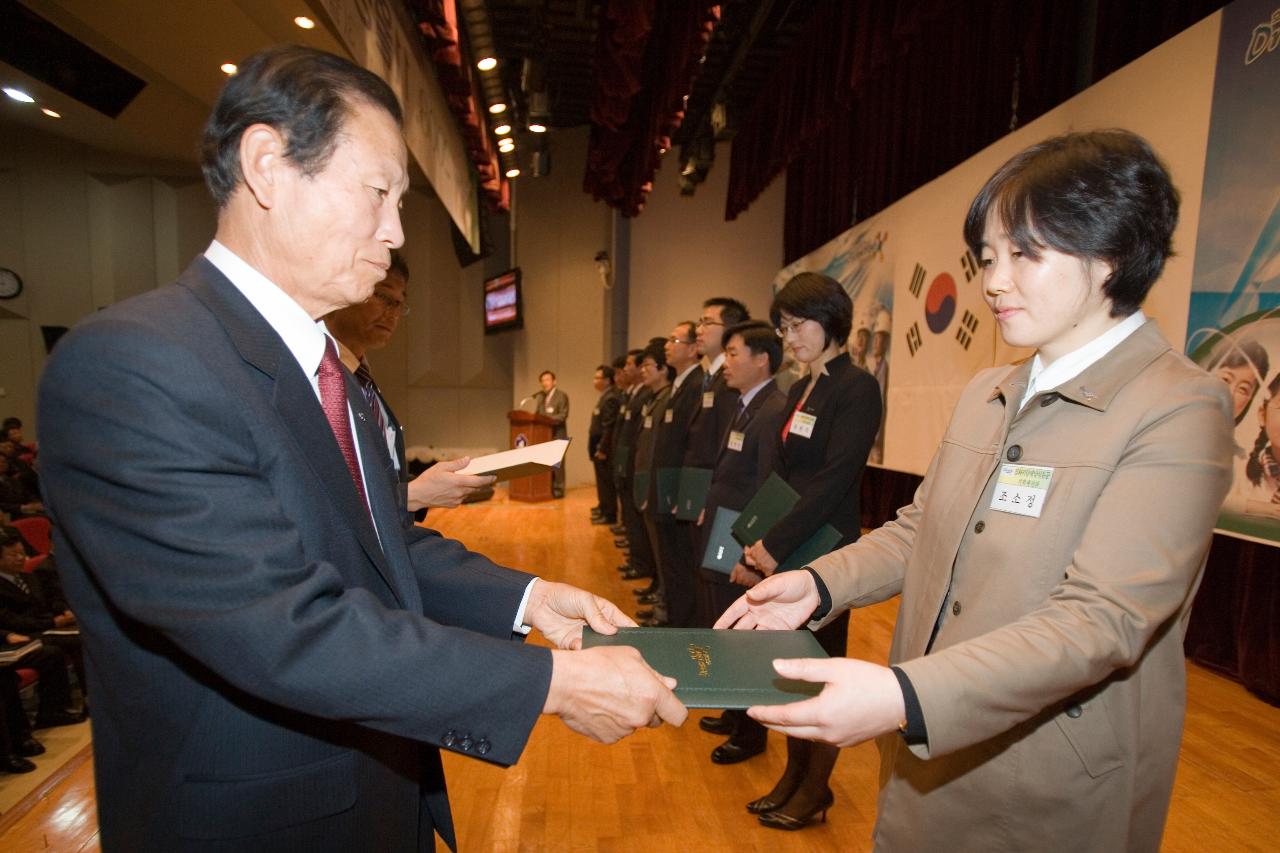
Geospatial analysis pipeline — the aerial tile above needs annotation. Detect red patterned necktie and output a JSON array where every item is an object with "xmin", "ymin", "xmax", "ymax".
[{"xmin": 318, "ymin": 338, "xmax": 367, "ymax": 506}]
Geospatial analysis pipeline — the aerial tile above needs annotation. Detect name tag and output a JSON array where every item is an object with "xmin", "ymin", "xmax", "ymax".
[
  {"xmin": 625, "ymin": 410, "xmax": 633, "ymax": 421},
  {"xmin": 664, "ymin": 409, "xmax": 674, "ymax": 424},
  {"xmin": 726, "ymin": 430, "xmax": 745, "ymax": 452},
  {"xmin": 989, "ymin": 464, "xmax": 1052, "ymax": 518},
  {"xmin": 702, "ymin": 391, "xmax": 715, "ymax": 409},
  {"xmin": 644, "ymin": 416, "xmax": 653, "ymax": 429},
  {"xmin": 789, "ymin": 411, "xmax": 817, "ymax": 439}
]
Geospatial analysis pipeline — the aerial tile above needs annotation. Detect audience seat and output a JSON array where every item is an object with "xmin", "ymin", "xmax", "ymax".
[{"xmin": 12, "ymin": 516, "xmax": 51, "ymax": 555}]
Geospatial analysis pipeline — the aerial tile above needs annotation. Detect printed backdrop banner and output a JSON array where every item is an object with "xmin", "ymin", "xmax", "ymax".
[
  {"xmin": 1185, "ymin": 0, "xmax": 1280, "ymax": 545},
  {"xmin": 774, "ymin": 15, "xmax": 1222, "ymax": 482}
]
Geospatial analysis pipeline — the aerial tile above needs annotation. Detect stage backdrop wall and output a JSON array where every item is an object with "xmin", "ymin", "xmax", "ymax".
[{"xmin": 773, "ymin": 13, "xmax": 1221, "ymax": 481}]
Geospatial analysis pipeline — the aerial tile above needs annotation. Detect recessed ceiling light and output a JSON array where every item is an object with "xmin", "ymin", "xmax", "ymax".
[
  {"xmin": 529, "ymin": 123, "xmax": 546, "ymax": 133},
  {"xmin": 477, "ymin": 57, "xmax": 497, "ymax": 72},
  {"xmin": 294, "ymin": 16, "xmax": 316, "ymax": 29},
  {"xmin": 3, "ymin": 87, "xmax": 35, "ymax": 103},
  {"xmin": 489, "ymin": 102, "xmax": 506, "ymax": 115},
  {"xmin": 505, "ymin": 168, "xmax": 520, "ymax": 178},
  {"xmin": 41, "ymin": 107, "xmax": 61, "ymax": 118},
  {"xmin": 494, "ymin": 124, "xmax": 511, "ymax": 136},
  {"xmin": 220, "ymin": 63, "xmax": 238, "ymax": 76},
  {"xmin": 498, "ymin": 140, "xmax": 515, "ymax": 152}
]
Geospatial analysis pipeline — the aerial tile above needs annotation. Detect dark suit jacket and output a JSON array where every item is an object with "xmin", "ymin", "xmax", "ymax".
[
  {"xmin": 0, "ymin": 567, "xmax": 70, "ymax": 633},
  {"xmin": 37, "ymin": 258, "xmax": 552, "ymax": 852},
  {"xmin": 647, "ymin": 367, "xmax": 703, "ymax": 516},
  {"xmin": 588, "ymin": 386, "xmax": 623, "ymax": 458},
  {"xmin": 614, "ymin": 386, "xmax": 651, "ymax": 486},
  {"xmin": 682, "ymin": 365, "xmax": 737, "ymax": 469},
  {"xmin": 532, "ymin": 388, "xmax": 569, "ymax": 440},
  {"xmin": 631, "ymin": 385, "xmax": 671, "ymax": 506},
  {"xmin": 761, "ymin": 356, "xmax": 882, "ymax": 562}
]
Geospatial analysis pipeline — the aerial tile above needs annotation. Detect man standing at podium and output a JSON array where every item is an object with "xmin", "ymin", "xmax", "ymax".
[{"xmin": 533, "ymin": 370, "xmax": 569, "ymax": 497}]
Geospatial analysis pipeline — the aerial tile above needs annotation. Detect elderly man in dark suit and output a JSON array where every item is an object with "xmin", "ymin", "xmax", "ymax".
[{"xmin": 37, "ymin": 46, "xmax": 683, "ymax": 853}]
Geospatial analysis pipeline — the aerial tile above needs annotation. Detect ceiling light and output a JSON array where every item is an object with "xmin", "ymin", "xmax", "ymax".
[
  {"xmin": 498, "ymin": 141, "xmax": 515, "ymax": 154},
  {"xmin": 494, "ymin": 124, "xmax": 511, "ymax": 136},
  {"xmin": 220, "ymin": 63, "xmax": 238, "ymax": 75},
  {"xmin": 294, "ymin": 16, "xmax": 316, "ymax": 29},
  {"xmin": 505, "ymin": 168, "xmax": 520, "ymax": 178},
  {"xmin": 529, "ymin": 123, "xmax": 546, "ymax": 133},
  {"xmin": 41, "ymin": 107, "xmax": 61, "ymax": 118},
  {"xmin": 477, "ymin": 57, "xmax": 497, "ymax": 72},
  {"xmin": 489, "ymin": 102, "xmax": 507, "ymax": 115},
  {"xmin": 3, "ymin": 87, "xmax": 34, "ymax": 103}
]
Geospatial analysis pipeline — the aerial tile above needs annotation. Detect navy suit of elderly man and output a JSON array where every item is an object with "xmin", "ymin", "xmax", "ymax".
[{"xmin": 37, "ymin": 46, "xmax": 684, "ymax": 853}]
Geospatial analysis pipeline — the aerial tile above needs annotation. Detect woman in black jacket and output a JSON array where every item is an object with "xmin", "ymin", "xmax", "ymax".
[{"xmin": 739, "ymin": 272, "xmax": 882, "ymax": 829}]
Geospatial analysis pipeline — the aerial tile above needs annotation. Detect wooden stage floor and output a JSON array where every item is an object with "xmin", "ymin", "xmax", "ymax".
[{"xmin": 3, "ymin": 484, "xmax": 1277, "ymax": 851}]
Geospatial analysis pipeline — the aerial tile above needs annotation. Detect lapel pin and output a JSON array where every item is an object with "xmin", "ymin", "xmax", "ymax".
[
  {"xmin": 357, "ymin": 412, "xmax": 367, "ymax": 421},
  {"xmin": 1079, "ymin": 386, "xmax": 1096, "ymax": 401}
]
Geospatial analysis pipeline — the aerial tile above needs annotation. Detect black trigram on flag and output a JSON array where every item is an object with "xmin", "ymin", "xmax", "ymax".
[
  {"xmin": 956, "ymin": 310, "xmax": 979, "ymax": 350},
  {"xmin": 960, "ymin": 250, "xmax": 979, "ymax": 282},
  {"xmin": 906, "ymin": 322, "xmax": 923, "ymax": 356},
  {"xmin": 909, "ymin": 263, "xmax": 925, "ymax": 298}
]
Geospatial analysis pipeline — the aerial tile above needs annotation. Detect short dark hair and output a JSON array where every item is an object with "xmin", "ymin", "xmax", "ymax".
[
  {"xmin": 724, "ymin": 320, "xmax": 782, "ymax": 373},
  {"xmin": 704, "ymin": 297, "xmax": 750, "ymax": 328},
  {"xmin": 963, "ymin": 129, "xmax": 1179, "ymax": 316},
  {"xmin": 540, "ymin": 370, "xmax": 555, "ymax": 381},
  {"xmin": 674, "ymin": 321, "xmax": 696, "ymax": 344},
  {"xmin": 387, "ymin": 249, "xmax": 409, "ymax": 282},
  {"xmin": 627, "ymin": 348, "xmax": 645, "ymax": 363},
  {"xmin": 596, "ymin": 364, "xmax": 615, "ymax": 382},
  {"xmin": 769, "ymin": 272, "xmax": 853, "ymax": 348},
  {"xmin": 642, "ymin": 339, "xmax": 674, "ymax": 380},
  {"xmin": 0, "ymin": 526, "xmax": 24, "ymax": 550},
  {"xmin": 201, "ymin": 45, "xmax": 404, "ymax": 208},
  {"xmin": 1, "ymin": 417, "xmax": 20, "ymax": 432},
  {"xmin": 611, "ymin": 355, "xmax": 628, "ymax": 370}
]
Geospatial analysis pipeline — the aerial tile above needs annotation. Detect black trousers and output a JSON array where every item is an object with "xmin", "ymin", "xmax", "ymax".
[
  {"xmin": 592, "ymin": 456, "xmax": 617, "ymax": 521},
  {"xmin": 651, "ymin": 514, "xmax": 697, "ymax": 627},
  {"xmin": 620, "ymin": 477, "xmax": 655, "ymax": 578}
]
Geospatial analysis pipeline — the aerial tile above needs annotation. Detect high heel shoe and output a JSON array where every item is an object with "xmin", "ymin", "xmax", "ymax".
[
  {"xmin": 757, "ymin": 788, "xmax": 834, "ymax": 830},
  {"xmin": 746, "ymin": 792, "xmax": 790, "ymax": 814}
]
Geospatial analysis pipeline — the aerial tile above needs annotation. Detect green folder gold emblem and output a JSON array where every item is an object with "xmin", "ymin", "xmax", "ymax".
[{"xmin": 582, "ymin": 627, "xmax": 828, "ymax": 708}]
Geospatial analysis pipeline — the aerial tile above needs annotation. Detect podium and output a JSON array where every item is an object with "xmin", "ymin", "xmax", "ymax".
[{"xmin": 507, "ymin": 410, "xmax": 557, "ymax": 502}]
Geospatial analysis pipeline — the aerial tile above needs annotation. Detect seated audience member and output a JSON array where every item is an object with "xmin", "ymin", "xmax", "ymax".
[
  {"xmin": 0, "ymin": 452, "xmax": 43, "ymax": 519},
  {"xmin": 0, "ymin": 530, "xmax": 85, "ymax": 710},
  {"xmin": 0, "ymin": 624, "xmax": 83, "ymax": 730},
  {"xmin": 2, "ymin": 418, "xmax": 36, "ymax": 460},
  {"xmin": 2, "ymin": 635, "xmax": 51, "ymax": 773}
]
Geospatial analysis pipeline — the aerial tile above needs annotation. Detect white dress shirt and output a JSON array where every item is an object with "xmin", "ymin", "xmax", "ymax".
[{"xmin": 1020, "ymin": 311, "xmax": 1148, "ymax": 411}]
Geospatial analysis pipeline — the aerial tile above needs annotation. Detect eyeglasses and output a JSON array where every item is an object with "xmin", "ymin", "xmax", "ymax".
[
  {"xmin": 696, "ymin": 317, "xmax": 723, "ymax": 328},
  {"xmin": 668, "ymin": 335, "xmax": 696, "ymax": 344},
  {"xmin": 775, "ymin": 317, "xmax": 809, "ymax": 337},
  {"xmin": 371, "ymin": 291, "xmax": 410, "ymax": 316}
]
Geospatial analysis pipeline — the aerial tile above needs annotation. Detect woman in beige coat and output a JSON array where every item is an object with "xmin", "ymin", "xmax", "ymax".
[{"xmin": 717, "ymin": 129, "xmax": 1235, "ymax": 852}]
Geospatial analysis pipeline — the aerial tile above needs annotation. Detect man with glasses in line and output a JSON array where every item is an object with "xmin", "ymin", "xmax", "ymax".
[{"xmin": 326, "ymin": 251, "xmax": 494, "ymax": 515}]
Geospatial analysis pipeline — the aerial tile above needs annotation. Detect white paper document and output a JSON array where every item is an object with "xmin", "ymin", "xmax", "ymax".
[{"xmin": 456, "ymin": 439, "xmax": 571, "ymax": 482}]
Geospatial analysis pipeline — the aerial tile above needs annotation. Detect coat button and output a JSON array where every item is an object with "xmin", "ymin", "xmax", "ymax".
[
  {"xmin": 1006, "ymin": 444, "xmax": 1023, "ymax": 462},
  {"xmin": 951, "ymin": 600, "xmax": 962, "ymax": 616},
  {"xmin": 460, "ymin": 735, "xmax": 474, "ymax": 752},
  {"xmin": 442, "ymin": 730, "xmax": 457, "ymax": 747},
  {"xmin": 974, "ymin": 521, "xmax": 985, "ymax": 534},
  {"xmin": 1065, "ymin": 703, "xmax": 1083, "ymax": 719},
  {"xmin": 475, "ymin": 738, "xmax": 491, "ymax": 756}
]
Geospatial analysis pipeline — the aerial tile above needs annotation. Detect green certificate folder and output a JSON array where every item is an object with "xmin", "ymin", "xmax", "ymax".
[
  {"xmin": 632, "ymin": 470, "xmax": 650, "ymax": 508},
  {"xmin": 700, "ymin": 507, "xmax": 743, "ymax": 573},
  {"xmin": 731, "ymin": 472, "xmax": 800, "ymax": 546},
  {"xmin": 674, "ymin": 467, "xmax": 713, "ymax": 521},
  {"xmin": 777, "ymin": 524, "xmax": 843, "ymax": 572},
  {"xmin": 581, "ymin": 627, "xmax": 828, "ymax": 708},
  {"xmin": 655, "ymin": 467, "xmax": 682, "ymax": 514}
]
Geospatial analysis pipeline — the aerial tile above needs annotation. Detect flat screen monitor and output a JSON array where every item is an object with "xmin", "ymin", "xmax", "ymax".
[{"xmin": 484, "ymin": 268, "xmax": 522, "ymax": 334}]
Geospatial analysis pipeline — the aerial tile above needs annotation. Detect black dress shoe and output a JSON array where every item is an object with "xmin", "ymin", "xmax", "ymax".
[
  {"xmin": 17, "ymin": 736, "xmax": 46, "ymax": 757},
  {"xmin": 616, "ymin": 563, "xmax": 632, "ymax": 573},
  {"xmin": 609, "ymin": 524, "xmax": 627, "ymax": 535},
  {"xmin": 699, "ymin": 714, "xmax": 736, "ymax": 735},
  {"xmin": 613, "ymin": 537, "xmax": 629, "ymax": 547},
  {"xmin": 636, "ymin": 593, "xmax": 660, "ymax": 606},
  {"xmin": 637, "ymin": 616, "xmax": 669, "ymax": 627},
  {"xmin": 620, "ymin": 568, "xmax": 651, "ymax": 581},
  {"xmin": 632, "ymin": 583, "xmax": 658, "ymax": 597},
  {"xmin": 33, "ymin": 710, "xmax": 86, "ymax": 729},
  {"xmin": 1, "ymin": 755, "xmax": 37, "ymax": 774},
  {"xmin": 711, "ymin": 738, "xmax": 766, "ymax": 765},
  {"xmin": 635, "ymin": 609, "xmax": 655, "ymax": 620},
  {"xmin": 591, "ymin": 516, "xmax": 616, "ymax": 525},
  {"xmin": 758, "ymin": 788, "xmax": 834, "ymax": 830}
]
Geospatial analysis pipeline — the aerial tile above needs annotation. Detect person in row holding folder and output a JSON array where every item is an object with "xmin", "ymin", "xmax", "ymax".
[
  {"xmin": 717, "ymin": 130, "xmax": 1234, "ymax": 851},
  {"xmin": 737, "ymin": 272, "xmax": 883, "ymax": 828},
  {"xmin": 642, "ymin": 323, "xmax": 704, "ymax": 628},
  {"xmin": 693, "ymin": 321, "xmax": 790, "ymax": 764},
  {"xmin": 682, "ymin": 299, "xmax": 752, "ymax": 617},
  {"xmin": 631, "ymin": 340, "xmax": 674, "ymax": 622},
  {"xmin": 613, "ymin": 350, "xmax": 652, "ymax": 582}
]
